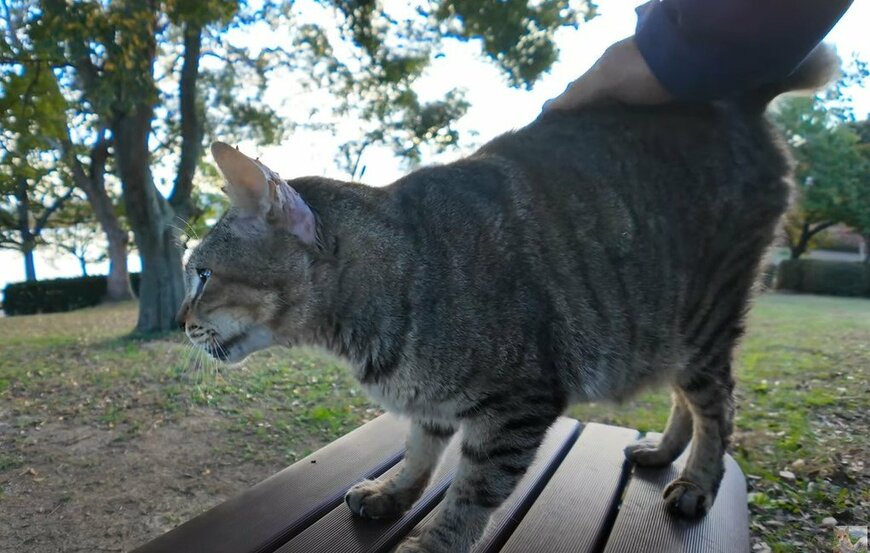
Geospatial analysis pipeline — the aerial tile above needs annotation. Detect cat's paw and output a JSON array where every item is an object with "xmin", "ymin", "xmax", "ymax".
[
  {"xmin": 395, "ymin": 536, "xmax": 434, "ymax": 553},
  {"xmin": 344, "ymin": 479, "xmax": 409, "ymax": 520},
  {"xmin": 663, "ymin": 478, "xmax": 713, "ymax": 518},
  {"xmin": 624, "ymin": 437, "xmax": 677, "ymax": 467}
]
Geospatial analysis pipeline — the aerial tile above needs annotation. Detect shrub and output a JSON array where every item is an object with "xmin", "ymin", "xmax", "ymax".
[
  {"xmin": 2, "ymin": 274, "xmax": 140, "ymax": 316},
  {"xmin": 776, "ymin": 259, "xmax": 870, "ymax": 297}
]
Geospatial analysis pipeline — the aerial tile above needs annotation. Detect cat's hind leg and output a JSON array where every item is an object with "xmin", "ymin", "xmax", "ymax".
[
  {"xmin": 624, "ymin": 389, "xmax": 692, "ymax": 467},
  {"xmin": 346, "ymin": 419, "xmax": 455, "ymax": 519}
]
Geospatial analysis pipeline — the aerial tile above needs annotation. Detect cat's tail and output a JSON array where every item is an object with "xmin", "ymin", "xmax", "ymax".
[{"xmin": 737, "ymin": 44, "xmax": 840, "ymax": 111}]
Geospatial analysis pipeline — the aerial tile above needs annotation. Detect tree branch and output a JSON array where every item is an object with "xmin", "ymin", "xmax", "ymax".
[
  {"xmin": 806, "ymin": 220, "xmax": 837, "ymax": 238},
  {"xmin": 0, "ymin": 233, "xmax": 24, "ymax": 248},
  {"xmin": 33, "ymin": 185, "xmax": 76, "ymax": 235}
]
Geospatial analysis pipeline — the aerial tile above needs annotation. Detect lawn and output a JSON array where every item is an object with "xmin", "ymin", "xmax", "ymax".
[{"xmin": 1, "ymin": 293, "xmax": 868, "ymax": 552}]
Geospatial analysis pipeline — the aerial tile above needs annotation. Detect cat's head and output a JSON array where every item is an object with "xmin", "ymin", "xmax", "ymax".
[{"xmin": 176, "ymin": 142, "xmax": 321, "ymax": 363}]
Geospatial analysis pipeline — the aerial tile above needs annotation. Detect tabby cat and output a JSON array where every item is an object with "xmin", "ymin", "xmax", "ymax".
[{"xmin": 177, "ymin": 47, "xmax": 836, "ymax": 553}]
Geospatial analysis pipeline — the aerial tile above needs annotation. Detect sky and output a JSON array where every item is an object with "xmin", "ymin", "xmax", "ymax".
[{"xmin": 1, "ymin": 0, "xmax": 868, "ymax": 293}]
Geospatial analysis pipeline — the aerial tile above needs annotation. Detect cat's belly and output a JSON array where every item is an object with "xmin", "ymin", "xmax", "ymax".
[{"xmin": 355, "ymin": 362, "xmax": 466, "ymax": 422}]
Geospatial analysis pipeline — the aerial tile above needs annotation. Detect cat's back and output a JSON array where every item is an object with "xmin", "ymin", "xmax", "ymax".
[{"xmin": 479, "ymin": 103, "xmax": 791, "ymax": 220}]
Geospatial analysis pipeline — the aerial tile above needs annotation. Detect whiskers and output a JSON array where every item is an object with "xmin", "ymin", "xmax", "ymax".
[
  {"xmin": 166, "ymin": 216, "xmax": 200, "ymax": 250},
  {"xmin": 171, "ymin": 334, "xmax": 253, "ymax": 408},
  {"xmin": 175, "ymin": 340, "xmax": 229, "ymax": 402}
]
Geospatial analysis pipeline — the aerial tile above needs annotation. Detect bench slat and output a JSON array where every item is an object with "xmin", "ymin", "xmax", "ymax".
[
  {"xmin": 473, "ymin": 418, "xmax": 581, "ymax": 553},
  {"xmin": 498, "ymin": 422, "xmax": 639, "ymax": 553},
  {"xmin": 603, "ymin": 433, "xmax": 751, "ymax": 553},
  {"xmin": 133, "ymin": 414, "xmax": 408, "ymax": 553}
]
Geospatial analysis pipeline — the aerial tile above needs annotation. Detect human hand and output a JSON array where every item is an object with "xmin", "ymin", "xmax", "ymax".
[{"xmin": 544, "ymin": 37, "xmax": 672, "ymax": 111}]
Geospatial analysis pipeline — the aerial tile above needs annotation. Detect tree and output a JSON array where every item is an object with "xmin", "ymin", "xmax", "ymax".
[
  {"xmin": 46, "ymin": 197, "xmax": 108, "ymax": 277},
  {"xmin": 773, "ymin": 96, "xmax": 866, "ymax": 259},
  {"xmin": 841, "ymin": 119, "xmax": 870, "ymax": 261},
  {"xmin": 6, "ymin": 0, "xmax": 594, "ymax": 331},
  {"xmin": 1, "ymin": 0, "xmax": 133, "ymax": 300},
  {"xmin": 0, "ymin": 163, "xmax": 75, "ymax": 281},
  {"xmin": 0, "ymin": 57, "xmax": 74, "ymax": 280},
  {"xmin": 772, "ymin": 56, "xmax": 869, "ymax": 259}
]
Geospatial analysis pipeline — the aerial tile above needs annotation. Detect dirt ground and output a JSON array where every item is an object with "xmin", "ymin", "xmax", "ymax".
[{"xmin": 1, "ymin": 409, "xmax": 277, "ymax": 553}]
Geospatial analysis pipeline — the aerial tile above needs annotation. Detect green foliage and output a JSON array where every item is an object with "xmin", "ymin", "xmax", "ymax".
[
  {"xmin": 0, "ymin": 126, "xmax": 76, "ymax": 278},
  {"xmin": 772, "ymin": 60, "xmax": 870, "ymax": 258},
  {"xmin": 776, "ymin": 259, "xmax": 870, "ymax": 297},
  {"xmin": 2, "ymin": 273, "xmax": 141, "ymax": 316},
  {"xmin": 0, "ymin": 66, "xmax": 67, "ymax": 148},
  {"xmin": 840, "ymin": 119, "xmax": 870, "ymax": 240},
  {"xmin": 435, "ymin": 0, "xmax": 595, "ymax": 87},
  {"xmin": 773, "ymin": 97, "xmax": 865, "ymax": 225},
  {"xmin": 292, "ymin": 0, "xmax": 595, "ymax": 168},
  {"xmin": 0, "ymin": 46, "xmax": 73, "ymax": 244},
  {"xmin": 0, "ymin": 2, "xmax": 105, "ymax": 277}
]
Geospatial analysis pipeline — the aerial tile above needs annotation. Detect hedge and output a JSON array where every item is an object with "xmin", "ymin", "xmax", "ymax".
[
  {"xmin": 2, "ymin": 273, "xmax": 140, "ymax": 316},
  {"xmin": 776, "ymin": 259, "xmax": 870, "ymax": 297}
]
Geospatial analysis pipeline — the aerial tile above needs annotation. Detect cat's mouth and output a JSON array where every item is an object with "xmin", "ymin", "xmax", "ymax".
[
  {"xmin": 202, "ymin": 332, "xmax": 246, "ymax": 362},
  {"xmin": 204, "ymin": 340, "xmax": 230, "ymax": 361},
  {"xmin": 198, "ymin": 327, "xmax": 276, "ymax": 364}
]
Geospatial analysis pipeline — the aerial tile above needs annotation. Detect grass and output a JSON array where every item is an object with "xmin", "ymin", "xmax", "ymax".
[
  {"xmin": 0, "ymin": 302, "xmax": 378, "ymax": 467},
  {"xmin": 0, "ymin": 293, "xmax": 867, "ymax": 552}
]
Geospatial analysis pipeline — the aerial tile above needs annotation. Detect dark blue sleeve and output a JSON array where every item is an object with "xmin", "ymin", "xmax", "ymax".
[{"xmin": 634, "ymin": 0, "xmax": 853, "ymax": 101}]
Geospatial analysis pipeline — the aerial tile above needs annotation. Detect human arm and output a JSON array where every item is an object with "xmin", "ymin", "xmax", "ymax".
[{"xmin": 545, "ymin": 0, "xmax": 853, "ymax": 111}]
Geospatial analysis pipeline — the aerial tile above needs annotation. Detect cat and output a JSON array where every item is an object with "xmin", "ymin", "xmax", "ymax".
[
  {"xmin": 177, "ymin": 46, "xmax": 837, "ymax": 553},
  {"xmin": 835, "ymin": 526, "xmax": 869, "ymax": 553}
]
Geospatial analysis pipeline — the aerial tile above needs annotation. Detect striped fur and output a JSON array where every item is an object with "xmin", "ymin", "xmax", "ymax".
[{"xmin": 181, "ymin": 51, "xmax": 836, "ymax": 553}]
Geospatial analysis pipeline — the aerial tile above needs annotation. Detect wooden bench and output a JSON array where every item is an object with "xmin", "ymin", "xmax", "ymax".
[{"xmin": 134, "ymin": 415, "xmax": 750, "ymax": 553}]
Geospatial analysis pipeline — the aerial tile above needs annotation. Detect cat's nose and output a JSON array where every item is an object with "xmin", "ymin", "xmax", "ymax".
[{"xmin": 175, "ymin": 303, "xmax": 190, "ymax": 331}]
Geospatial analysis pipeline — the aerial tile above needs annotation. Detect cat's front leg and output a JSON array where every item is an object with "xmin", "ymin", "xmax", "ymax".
[
  {"xmin": 346, "ymin": 419, "xmax": 455, "ymax": 519},
  {"xmin": 399, "ymin": 411, "xmax": 556, "ymax": 553}
]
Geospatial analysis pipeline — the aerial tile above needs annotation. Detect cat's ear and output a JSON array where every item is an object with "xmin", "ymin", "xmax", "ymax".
[
  {"xmin": 211, "ymin": 142, "xmax": 270, "ymax": 215},
  {"xmin": 211, "ymin": 141, "xmax": 316, "ymax": 245}
]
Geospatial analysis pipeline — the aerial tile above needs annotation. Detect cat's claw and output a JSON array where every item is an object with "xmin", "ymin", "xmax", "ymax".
[{"xmin": 663, "ymin": 478, "xmax": 713, "ymax": 518}]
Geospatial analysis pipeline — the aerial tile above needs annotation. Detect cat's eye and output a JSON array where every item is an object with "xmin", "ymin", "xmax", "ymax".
[{"xmin": 197, "ymin": 268, "xmax": 212, "ymax": 282}]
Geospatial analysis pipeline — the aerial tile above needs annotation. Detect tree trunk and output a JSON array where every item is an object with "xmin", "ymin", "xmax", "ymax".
[
  {"xmin": 789, "ymin": 223, "xmax": 811, "ymax": 259},
  {"xmin": 78, "ymin": 157, "xmax": 132, "ymax": 301},
  {"xmin": 60, "ymin": 127, "xmax": 133, "ymax": 301},
  {"xmin": 65, "ymin": 164, "xmax": 132, "ymax": 300},
  {"xmin": 113, "ymin": 105, "xmax": 184, "ymax": 332},
  {"xmin": 108, "ymin": 1, "xmax": 184, "ymax": 332},
  {"xmin": 22, "ymin": 241, "xmax": 36, "ymax": 281},
  {"xmin": 78, "ymin": 256, "xmax": 88, "ymax": 276},
  {"xmin": 168, "ymin": 22, "xmax": 203, "ymax": 222},
  {"xmin": 88, "ymin": 132, "xmax": 132, "ymax": 302},
  {"xmin": 104, "ymin": 229, "xmax": 131, "ymax": 301},
  {"xmin": 16, "ymin": 178, "xmax": 36, "ymax": 281}
]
